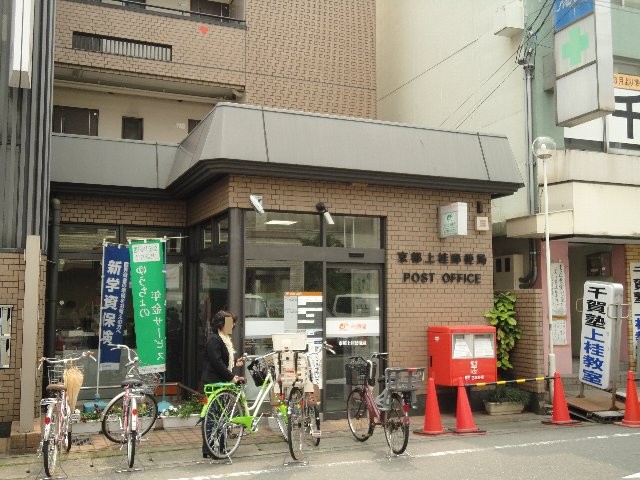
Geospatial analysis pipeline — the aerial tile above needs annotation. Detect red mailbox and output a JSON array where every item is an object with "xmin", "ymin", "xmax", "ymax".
[{"xmin": 428, "ymin": 325, "xmax": 497, "ymax": 386}]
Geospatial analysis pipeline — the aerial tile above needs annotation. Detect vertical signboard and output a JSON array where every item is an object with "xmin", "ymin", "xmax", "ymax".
[
  {"xmin": 553, "ymin": 0, "xmax": 614, "ymax": 127},
  {"xmin": 631, "ymin": 263, "xmax": 640, "ymax": 361},
  {"xmin": 578, "ymin": 281, "xmax": 623, "ymax": 389},
  {"xmin": 129, "ymin": 240, "xmax": 166, "ymax": 373},
  {"xmin": 99, "ymin": 244, "xmax": 130, "ymax": 371}
]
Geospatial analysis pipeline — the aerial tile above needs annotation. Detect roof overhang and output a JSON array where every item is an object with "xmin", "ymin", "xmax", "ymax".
[{"xmin": 167, "ymin": 103, "xmax": 523, "ymax": 198}]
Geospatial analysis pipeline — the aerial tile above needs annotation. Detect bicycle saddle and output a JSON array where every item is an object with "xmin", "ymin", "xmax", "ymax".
[
  {"xmin": 121, "ymin": 378, "xmax": 144, "ymax": 387},
  {"xmin": 46, "ymin": 383, "xmax": 66, "ymax": 392}
]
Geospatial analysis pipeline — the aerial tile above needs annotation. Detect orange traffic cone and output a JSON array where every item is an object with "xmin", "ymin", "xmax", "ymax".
[
  {"xmin": 414, "ymin": 377, "xmax": 449, "ymax": 436},
  {"xmin": 451, "ymin": 377, "xmax": 485, "ymax": 435},
  {"xmin": 614, "ymin": 371, "xmax": 640, "ymax": 428},
  {"xmin": 542, "ymin": 372, "xmax": 581, "ymax": 426}
]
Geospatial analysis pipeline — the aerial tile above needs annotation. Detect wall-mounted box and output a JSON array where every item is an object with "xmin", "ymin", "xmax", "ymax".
[
  {"xmin": 439, "ymin": 202, "xmax": 468, "ymax": 238},
  {"xmin": 493, "ymin": 254, "xmax": 524, "ymax": 291},
  {"xmin": 494, "ymin": 1, "xmax": 524, "ymax": 37}
]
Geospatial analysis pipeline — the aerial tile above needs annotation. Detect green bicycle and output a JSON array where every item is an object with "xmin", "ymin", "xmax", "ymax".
[{"xmin": 200, "ymin": 351, "xmax": 287, "ymax": 460}]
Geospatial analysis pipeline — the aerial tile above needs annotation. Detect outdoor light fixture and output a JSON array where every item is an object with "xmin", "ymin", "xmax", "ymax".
[
  {"xmin": 532, "ymin": 135, "xmax": 556, "ymax": 396},
  {"xmin": 315, "ymin": 202, "xmax": 335, "ymax": 225},
  {"xmin": 249, "ymin": 194, "xmax": 264, "ymax": 214}
]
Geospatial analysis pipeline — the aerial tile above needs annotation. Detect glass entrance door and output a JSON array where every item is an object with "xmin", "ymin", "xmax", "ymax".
[{"xmin": 324, "ymin": 265, "xmax": 382, "ymax": 413}]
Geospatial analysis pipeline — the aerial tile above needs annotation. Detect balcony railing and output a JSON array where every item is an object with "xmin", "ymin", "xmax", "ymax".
[{"xmin": 75, "ymin": 0, "xmax": 246, "ymax": 27}]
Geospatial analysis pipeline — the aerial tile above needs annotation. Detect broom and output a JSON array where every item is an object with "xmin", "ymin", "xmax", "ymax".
[{"xmin": 64, "ymin": 365, "xmax": 84, "ymax": 412}]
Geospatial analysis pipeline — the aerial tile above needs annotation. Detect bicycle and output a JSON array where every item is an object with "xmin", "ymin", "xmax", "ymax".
[
  {"xmin": 345, "ymin": 353, "xmax": 424, "ymax": 455},
  {"xmin": 100, "ymin": 344, "xmax": 160, "ymax": 468},
  {"xmin": 200, "ymin": 350, "xmax": 288, "ymax": 461},
  {"xmin": 285, "ymin": 341, "xmax": 335, "ymax": 461},
  {"xmin": 37, "ymin": 350, "xmax": 95, "ymax": 477}
]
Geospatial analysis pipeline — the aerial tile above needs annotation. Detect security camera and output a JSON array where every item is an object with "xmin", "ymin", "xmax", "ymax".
[{"xmin": 249, "ymin": 194, "xmax": 264, "ymax": 214}]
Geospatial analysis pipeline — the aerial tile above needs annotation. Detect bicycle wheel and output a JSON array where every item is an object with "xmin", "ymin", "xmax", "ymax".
[
  {"xmin": 202, "ymin": 390, "xmax": 244, "ymax": 460},
  {"xmin": 62, "ymin": 412, "xmax": 72, "ymax": 452},
  {"xmin": 127, "ymin": 428, "xmax": 136, "ymax": 468},
  {"xmin": 347, "ymin": 388, "xmax": 374, "ymax": 441},
  {"xmin": 271, "ymin": 404, "xmax": 288, "ymax": 441},
  {"xmin": 287, "ymin": 387, "xmax": 309, "ymax": 461},
  {"xmin": 102, "ymin": 393, "xmax": 158, "ymax": 443},
  {"xmin": 383, "ymin": 392, "xmax": 408, "ymax": 455},
  {"xmin": 43, "ymin": 405, "xmax": 59, "ymax": 477},
  {"xmin": 308, "ymin": 401, "xmax": 320, "ymax": 447}
]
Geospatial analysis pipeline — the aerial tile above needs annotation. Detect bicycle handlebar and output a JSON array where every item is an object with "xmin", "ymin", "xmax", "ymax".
[
  {"xmin": 347, "ymin": 352, "xmax": 388, "ymax": 363},
  {"xmin": 38, "ymin": 350, "xmax": 96, "ymax": 370},
  {"xmin": 106, "ymin": 343, "xmax": 138, "ymax": 367}
]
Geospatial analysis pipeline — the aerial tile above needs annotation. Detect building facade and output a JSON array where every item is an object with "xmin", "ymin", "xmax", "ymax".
[
  {"xmin": 377, "ymin": 0, "xmax": 640, "ymax": 386},
  {"xmin": 1, "ymin": 0, "xmax": 524, "ymax": 447}
]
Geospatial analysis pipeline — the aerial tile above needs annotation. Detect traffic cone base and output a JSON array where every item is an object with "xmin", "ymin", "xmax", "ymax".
[
  {"xmin": 451, "ymin": 377, "xmax": 486, "ymax": 435},
  {"xmin": 542, "ymin": 372, "xmax": 581, "ymax": 427},
  {"xmin": 414, "ymin": 377, "xmax": 452, "ymax": 436},
  {"xmin": 614, "ymin": 371, "xmax": 640, "ymax": 428}
]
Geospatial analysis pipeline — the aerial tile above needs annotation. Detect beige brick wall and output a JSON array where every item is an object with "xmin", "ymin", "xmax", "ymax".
[
  {"xmin": 57, "ymin": 194, "xmax": 187, "ymax": 226},
  {"xmin": 245, "ymin": 0, "xmax": 376, "ymax": 117},
  {"xmin": 0, "ymin": 253, "xmax": 46, "ymax": 423},
  {"xmin": 509, "ymin": 289, "xmax": 545, "ymax": 394},
  {"xmin": 55, "ymin": 0, "xmax": 376, "ymax": 119}
]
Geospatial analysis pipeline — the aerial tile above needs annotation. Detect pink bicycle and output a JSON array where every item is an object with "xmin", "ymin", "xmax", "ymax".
[{"xmin": 345, "ymin": 352, "xmax": 424, "ymax": 455}]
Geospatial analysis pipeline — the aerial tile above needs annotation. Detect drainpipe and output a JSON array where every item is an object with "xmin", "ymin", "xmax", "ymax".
[
  {"xmin": 518, "ymin": 54, "xmax": 538, "ymax": 289},
  {"xmin": 44, "ymin": 198, "xmax": 60, "ymax": 359}
]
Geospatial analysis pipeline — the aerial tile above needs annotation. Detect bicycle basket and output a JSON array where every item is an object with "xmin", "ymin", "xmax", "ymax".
[
  {"xmin": 385, "ymin": 367, "xmax": 425, "ymax": 392},
  {"xmin": 133, "ymin": 366, "xmax": 162, "ymax": 395},
  {"xmin": 248, "ymin": 358, "xmax": 270, "ymax": 387},
  {"xmin": 345, "ymin": 361, "xmax": 375, "ymax": 386},
  {"xmin": 47, "ymin": 364, "xmax": 67, "ymax": 385}
]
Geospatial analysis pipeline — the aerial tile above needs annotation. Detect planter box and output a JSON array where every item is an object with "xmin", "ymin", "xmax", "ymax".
[
  {"xmin": 71, "ymin": 421, "xmax": 102, "ymax": 435},
  {"xmin": 484, "ymin": 400, "xmax": 525, "ymax": 415},
  {"xmin": 161, "ymin": 415, "xmax": 200, "ymax": 429}
]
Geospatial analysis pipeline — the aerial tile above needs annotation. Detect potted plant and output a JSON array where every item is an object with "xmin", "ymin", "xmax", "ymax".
[
  {"xmin": 483, "ymin": 291, "xmax": 520, "ymax": 372},
  {"xmin": 72, "ymin": 407, "xmax": 103, "ymax": 434},
  {"xmin": 161, "ymin": 394, "xmax": 203, "ymax": 429},
  {"xmin": 484, "ymin": 385, "xmax": 531, "ymax": 415}
]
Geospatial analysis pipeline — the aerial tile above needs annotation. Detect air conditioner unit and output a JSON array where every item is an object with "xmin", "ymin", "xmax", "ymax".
[{"xmin": 493, "ymin": 254, "xmax": 524, "ymax": 291}]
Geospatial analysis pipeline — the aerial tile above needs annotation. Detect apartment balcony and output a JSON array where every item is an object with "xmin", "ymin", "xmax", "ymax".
[
  {"xmin": 506, "ymin": 149, "xmax": 640, "ymax": 242},
  {"xmin": 55, "ymin": 0, "xmax": 246, "ymax": 100},
  {"xmin": 51, "ymin": 133, "xmax": 178, "ymax": 195}
]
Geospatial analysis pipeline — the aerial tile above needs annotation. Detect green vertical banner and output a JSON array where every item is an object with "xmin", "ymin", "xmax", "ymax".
[{"xmin": 129, "ymin": 239, "xmax": 166, "ymax": 373}]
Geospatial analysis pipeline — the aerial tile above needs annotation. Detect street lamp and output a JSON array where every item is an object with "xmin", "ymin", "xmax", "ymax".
[{"xmin": 532, "ymin": 136, "xmax": 556, "ymax": 393}]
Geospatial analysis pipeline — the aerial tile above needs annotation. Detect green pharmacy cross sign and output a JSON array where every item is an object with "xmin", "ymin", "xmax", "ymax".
[{"xmin": 562, "ymin": 26, "xmax": 589, "ymax": 67}]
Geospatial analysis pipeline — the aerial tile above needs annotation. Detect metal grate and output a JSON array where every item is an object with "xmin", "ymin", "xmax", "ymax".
[{"xmin": 72, "ymin": 32, "xmax": 172, "ymax": 62}]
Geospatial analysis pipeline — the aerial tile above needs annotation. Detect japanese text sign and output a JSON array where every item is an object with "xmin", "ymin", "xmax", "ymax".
[
  {"xmin": 99, "ymin": 244, "xmax": 129, "ymax": 371},
  {"xmin": 129, "ymin": 240, "xmax": 166, "ymax": 373},
  {"xmin": 631, "ymin": 263, "xmax": 640, "ymax": 360},
  {"xmin": 578, "ymin": 281, "xmax": 623, "ymax": 389}
]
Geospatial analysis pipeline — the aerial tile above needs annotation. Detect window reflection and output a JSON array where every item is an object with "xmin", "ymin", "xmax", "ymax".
[
  {"xmin": 326, "ymin": 216, "xmax": 381, "ymax": 248},
  {"xmin": 245, "ymin": 211, "xmax": 321, "ymax": 246}
]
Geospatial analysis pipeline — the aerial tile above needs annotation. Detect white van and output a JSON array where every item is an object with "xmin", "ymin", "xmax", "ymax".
[{"xmin": 332, "ymin": 294, "xmax": 379, "ymax": 317}]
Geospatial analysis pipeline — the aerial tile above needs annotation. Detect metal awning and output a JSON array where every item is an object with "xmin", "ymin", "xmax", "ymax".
[{"xmin": 168, "ymin": 103, "xmax": 523, "ymax": 198}]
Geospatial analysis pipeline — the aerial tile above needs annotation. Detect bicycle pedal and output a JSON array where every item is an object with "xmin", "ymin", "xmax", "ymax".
[{"xmin": 311, "ymin": 430, "xmax": 321, "ymax": 438}]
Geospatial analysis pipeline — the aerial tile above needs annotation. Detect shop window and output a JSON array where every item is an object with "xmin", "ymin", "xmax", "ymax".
[
  {"xmin": 53, "ymin": 105, "xmax": 98, "ymax": 136},
  {"xmin": 192, "ymin": 0, "xmax": 230, "ymax": 17},
  {"xmin": 59, "ymin": 224, "xmax": 117, "ymax": 251},
  {"xmin": 122, "ymin": 116, "xmax": 143, "ymax": 140},
  {"xmin": 326, "ymin": 216, "xmax": 382, "ymax": 248},
  {"xmin": 217, "ymin": 216, "xmax": 229, "ymax": 244},
  {"xmin": 245, "ymin": 211, "xmax": 321, "ymax": 246}
]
